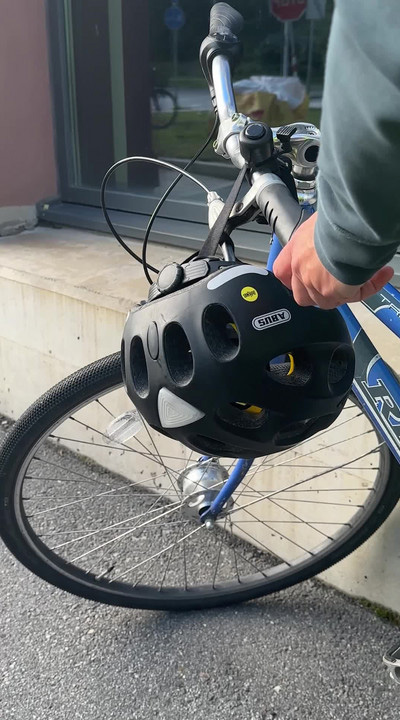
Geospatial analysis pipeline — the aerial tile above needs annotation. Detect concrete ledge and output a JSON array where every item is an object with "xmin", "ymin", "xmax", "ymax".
[
  {"xmin": 0, "ymin": 205, "xmax": 37, "ymax": 236},
  {"xmin": 0, "ymin": 226, "xmax": 186, "ymax": 414},
  {"xmin": 1, "ymin": 225, "xmax": 400, "ymax": 612}
]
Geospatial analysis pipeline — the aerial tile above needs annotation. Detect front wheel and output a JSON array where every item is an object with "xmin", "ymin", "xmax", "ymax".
[{"xmin": 1, "ymin": 353, "xmax": 399, "ymax": 611}]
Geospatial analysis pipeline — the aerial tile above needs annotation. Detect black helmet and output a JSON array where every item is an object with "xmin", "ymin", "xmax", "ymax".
[{"xmin": 122, "ymin": 260, "xmax": 354, "ymax": 459}]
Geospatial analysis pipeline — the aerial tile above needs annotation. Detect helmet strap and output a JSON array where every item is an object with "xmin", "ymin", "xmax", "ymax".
[{"xmin": 197, "ymin": 163, "xmax": 248, "ymax": 259}]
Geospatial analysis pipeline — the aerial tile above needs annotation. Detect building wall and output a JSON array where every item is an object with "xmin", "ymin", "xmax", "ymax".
[{"xmin": 0, "ymin": 0, "xmax": 57, "ymax": 232}]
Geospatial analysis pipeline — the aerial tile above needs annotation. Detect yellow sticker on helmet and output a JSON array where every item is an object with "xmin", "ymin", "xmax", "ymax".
[{"xmin": 241, "ymin": 286, "xmax": 258, "ymax": 302}]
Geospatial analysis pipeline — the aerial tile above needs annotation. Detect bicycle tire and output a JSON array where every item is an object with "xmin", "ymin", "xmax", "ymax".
[
  {"xmin": 150, "ymin": 89, "xmax": 178, "ymax": 129},
  {"xmin": 1, "ymin": 352, "xmax": 399, "ymax": 611}
]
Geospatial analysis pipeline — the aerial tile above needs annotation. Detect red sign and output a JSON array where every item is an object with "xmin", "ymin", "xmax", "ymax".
[{"xmin": 270, "ymin": 0, "xmax": 307, "ymax": 22}]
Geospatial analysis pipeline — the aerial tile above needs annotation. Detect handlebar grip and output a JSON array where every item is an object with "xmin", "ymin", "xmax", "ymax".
[
  {"xmin": 209, "ymin": 3, "xmax": 244, "ymax": 37},
  {"xmin": 256, "ymin": 180, "xmax": 304, "ymax": 246}
]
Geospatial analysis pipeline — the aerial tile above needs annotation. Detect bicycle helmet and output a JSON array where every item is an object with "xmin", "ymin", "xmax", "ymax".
[{"xmin": 122, "ymin": 260, "xmax": 355, "ymax": 459}]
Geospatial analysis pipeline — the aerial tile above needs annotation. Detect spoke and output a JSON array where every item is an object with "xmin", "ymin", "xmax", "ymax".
[
  {"xmin": 212, "ymin": 517, "xmax": 228, "ymax": 588},
  {"xmin": 243, "ymin": 464, "xmax": 379, "ymax": 471},
  {"xmin": 158, "ymin": 543, "xmax": 178, "ymax": 591},
  {"xmin": 261, "ymin": 407, "xmax": 364, "ymax": 465},
  {"xmin": 70, "ymin": 501, "xmax": 185, "ymax": 563},
  {"xmin": 242, "ymin": 442, "xmax": 381, "ymax": 504},
  {"xmin": 229, "ymin": 516, "xmax": 241, "ymax": 584},
  {"xmin": 112, "ymin": 524, "xmax": 204, "ymax": 582},
  {"xmin": 31, "ymin": 456, "xmax": 117, "ymax": 485},
  {"xmin": 27, "ymin": 470, "xmax": 178, "ymax": 518},
  {"xmin": 95, "ymin": 398, "xmax": 115, "ymax": 419},
  {"xmin": 27, "ymin": 490, "xmax": 181, "ymax": 501},
  {"xmin": 129, "ymin": 554, "xmax": 166, "ymax": 587},
  {"xmin": 232, "ymin": 522, "xmax": 292, "ymax": 568},
  {"xmin": 252, "ymin": 413, "xmax": 369, "ymax": 473},
  {"xmin": 274, "ymin": 498, "xmax": 363, "ymax": 507},
  {"xmin": 214, "ymin": 532, "xmax": 270, "ymax": 579},
  {"xmin": 228, "ymin": 487, "xmax": 374, "ymax": 498},
  {"xmin": 103, "ymin": 417, "xmax": 185, "ymax": 469},
  {"xmin": 184, "ymin": 450, "xmax": 194, "ymax": 470},
  {"xmin": 50, "ymin": 434, "xmax": 133, "ymax": 452},
  {"xmin": 182, "ymin": 526, "xmax": 188, "ymax": 591},
  {"xmin": 24, "ymin": 476, "xmax": 182, "ymax": 505},
  {"xmin": 71, "ymin": 415, "xmax": 141, "ymax": 453},
  {"xmin": 51, "ymin": 504, "xmax": 172, "ymax": 550},
  {"xmin": 178, "ymin": 478, "xmax": 189, "ymax": 591},
  {"xmin": 25, "ymin": 474, "xmax": 114, "ymax": 490},
  {"xmin": 63, "ymin": 469, "xmax": 229, "ymax": 573},
  {"xmin": 239, "ymin": 504, "xmax": 315, "ymax": 555},
  {"xmin": 228, "ymin": 444, "xmax": 383, "ymax": 518},
  {"xmin": 48, "ymin": 433, "xmax": 182, "ymax": 475},
  {"xmin": 40, "ymin": 519, "xmax": 190, "ymax": 538},
  {"xmin": 246, "ymin": 428, "xmax": 376, "ymax": 484},
  {"xmin": 232, "ymin": 519, "xmax": 351, "ymax": 525},
  {"xmin": 50, "ymin": 485, "xmax": 180, "ymax": 551},
  {"xmin": 268, "ymin": 496, "xmax": 333, "ymax": 541},
  {"xmin": 137, "ymin": 409, "xmax": 181, "ymax": 498},
  {"xmin": 276, "ymin": 487, "xmax": 374, "ymax": 493},
  {"xmin": 85, "ymin": 485, "xmax": 176, "ymax": 575}
]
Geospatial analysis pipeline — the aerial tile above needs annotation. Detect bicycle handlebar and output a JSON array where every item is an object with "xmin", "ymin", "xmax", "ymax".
[
  {"xmin": 205, "ymin": 3, "xmax": 307, "ymax": 245},
  {"xmin": 209, "ymin": 2, "xmax": 244, "ymax": 37},
  {"xmin": 255, "ymin": 176, "xmax": 304, "ymax": 245},
  {"xmin": 212, "ymin": 55, "xmax": 237, "ymax": 124}
]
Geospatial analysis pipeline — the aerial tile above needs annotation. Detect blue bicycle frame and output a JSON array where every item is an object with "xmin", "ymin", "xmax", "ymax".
[{"xmin": 204, "ymin": 230, "xmax": 400, "ymax": 521}]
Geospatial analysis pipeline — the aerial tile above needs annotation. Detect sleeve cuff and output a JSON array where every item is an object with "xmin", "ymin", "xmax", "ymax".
[{"xmin": 314, "ymin": 193, "xmax": 399, "ymax": 286}]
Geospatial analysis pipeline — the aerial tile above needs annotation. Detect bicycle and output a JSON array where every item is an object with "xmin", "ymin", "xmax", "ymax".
[
  {"xmin": 1, "ymin": 6, "xmax": 400, "ymax": 677},
  {"xmin": 150, "ymin": 68, "xmax": 178, "ymax": 130}
]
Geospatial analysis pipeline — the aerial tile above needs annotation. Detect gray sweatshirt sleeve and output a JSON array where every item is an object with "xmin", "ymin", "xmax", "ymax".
[{"xmin": 314, "ymin": 0, "xmax": 400, "ymax": 285}]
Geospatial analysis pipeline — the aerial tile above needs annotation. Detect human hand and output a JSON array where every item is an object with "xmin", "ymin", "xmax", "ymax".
[{"xmin": 273, "ymin": 212, "xmax": 394, "ymax": 309}]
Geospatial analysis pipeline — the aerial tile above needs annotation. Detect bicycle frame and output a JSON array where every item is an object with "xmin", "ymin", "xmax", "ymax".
[{"xmin": 204, "ymin": 233, "xmax": 400, "ymax": 521}]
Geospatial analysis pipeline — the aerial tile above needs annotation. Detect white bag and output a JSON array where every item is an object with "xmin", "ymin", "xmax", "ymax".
[{"xmin": 233, "ymin": 75, "xmax": 306, "ymax": 109}]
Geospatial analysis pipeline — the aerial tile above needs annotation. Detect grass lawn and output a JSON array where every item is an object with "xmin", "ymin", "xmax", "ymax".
[{"xmin": 153, "ymin": 107, "xmax": 322, "ymax": 161}]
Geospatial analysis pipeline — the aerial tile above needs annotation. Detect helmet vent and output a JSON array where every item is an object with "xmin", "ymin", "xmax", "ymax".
[
  {"xmin": 203, "ymin": 304, "xmax": 240, "ymax": 362},
  {"xmin": 130, "ymin": 336, "xmax": 149, "ymax": 398},
  {"xmin": 266, "ymin": 353, "xmax": 311, "ymax": 387},
  {"xmin": 164, "ymin": 323, "xmax": 194, "ymax": 386},
  {"xmin": 328, "ymin": 346, "xmax": 351, "ymax": 386},
  {"xmin": 191, "ymin": 434, "xmax": 232, "ymax": 455},
  {"xmin": 218, "ymin": 403, "xmax": 268, "ymax": 429}
]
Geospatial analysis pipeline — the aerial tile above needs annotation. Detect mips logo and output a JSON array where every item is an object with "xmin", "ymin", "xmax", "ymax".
[{"xmin": 241, "ymin": 286, "xmax": 258, "ymax": 302}]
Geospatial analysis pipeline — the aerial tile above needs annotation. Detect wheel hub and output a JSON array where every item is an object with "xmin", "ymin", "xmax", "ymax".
[{"xmin": 177, "ymin": 459, "xmax": 231, "ymax": 521}]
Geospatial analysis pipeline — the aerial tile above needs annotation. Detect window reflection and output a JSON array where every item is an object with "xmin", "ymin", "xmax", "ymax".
[{"xmin": 63, "ymin": 0, "xmax": 333, "ymax": 200}]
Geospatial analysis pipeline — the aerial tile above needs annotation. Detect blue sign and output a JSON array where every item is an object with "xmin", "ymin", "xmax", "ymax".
[{"xmin": 164, "ymin": 4, "xmax": 185, "ymax": 31}]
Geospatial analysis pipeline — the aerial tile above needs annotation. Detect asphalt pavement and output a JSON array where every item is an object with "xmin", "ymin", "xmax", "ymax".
[{"xmin": 1, "ymin": 420, "xmax": 399, "ymax": 720}]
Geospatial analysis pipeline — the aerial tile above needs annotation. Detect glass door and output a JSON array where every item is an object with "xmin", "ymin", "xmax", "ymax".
[{"xmin": 47, "ymin": 0, "xmax": 333, "ymax": 242}]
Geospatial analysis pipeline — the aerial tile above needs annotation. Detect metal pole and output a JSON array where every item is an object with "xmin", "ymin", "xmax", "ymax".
[
  {"xmin": 172, "ymin": 29, "xmax": 178, "ymax": 83},
  {"xmin": 283, "ymin": 21, "xmax": 290, "ymax": 77},
  {"xmin": 289, "ymin": 20, "xmax": 298, "ymax": 76},
  {"xmin": 306, "ymin": 20, "xmax": 315, "ymax": 94}
]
